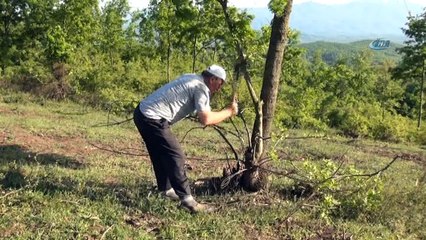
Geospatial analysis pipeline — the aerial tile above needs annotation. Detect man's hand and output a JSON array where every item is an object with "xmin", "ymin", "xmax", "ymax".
[{"xmin": 229, "ymin": 99, "xmax": 238, "ymax": 116}]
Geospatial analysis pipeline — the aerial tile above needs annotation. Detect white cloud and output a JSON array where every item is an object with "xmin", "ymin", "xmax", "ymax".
[{"xmin": 126, "ymin": 0, "xmax": 425, "ymax": 10}]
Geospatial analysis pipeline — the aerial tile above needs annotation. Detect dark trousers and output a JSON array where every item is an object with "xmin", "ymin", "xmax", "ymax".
[{"xmin": 133, "ymin": 106, "xmax": 191, "ymax": 198}]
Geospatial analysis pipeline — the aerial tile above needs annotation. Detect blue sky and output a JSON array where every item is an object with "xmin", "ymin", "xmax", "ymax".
[{"xmin": 126, "ymin": 0, "xmax": 425, "ymax": 10}]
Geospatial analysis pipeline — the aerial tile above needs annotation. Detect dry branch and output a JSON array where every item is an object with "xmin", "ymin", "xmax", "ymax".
[
  {"xmin": 212, "ymin": 125, "xmax": 240, "ymax": 161},
  {"xmin": 100, "ymin": 225, "xmax": 114, "ymax": 240},
  {"xmin": 89, "ymin": 142, "xmax": 146, "ymax": 157},
  {"xmin": 180, "ymin": 126, "xmax": 208, "ymax": 143},
  {"xmin": 220, "ymin": 168, "xmax": 248, "ymax": 189},
  {"xmin": 0, "ymin": 188, "xmax": 25, "ymax": 199},
  {"xmin": 92, "ymin": 117, "xmax": 133, "ymax": 127},
  {"xmin": 331, "ymin": 154, "xmax": 400, "ymax": 180}
]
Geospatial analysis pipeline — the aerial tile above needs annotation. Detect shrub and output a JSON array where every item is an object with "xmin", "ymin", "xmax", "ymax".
[
  {"xmin": 2, "ymin": 46, "xmax": 51, "ymax": 92},
  {"xmin": 327, "ymin": 107, "xmax": 370, "ymax": 138},
  {"xmin": 415, "ymin": 125, "xmax": 426, "ymax": 145},
  {"xmin": 39, "ymin": 63, "xmax": 74, "ymax": 100},
  {"xmin": 39, "ymin": 79, "xmax": 74, "ymax": 101},
  {"xmin": 99, "ymin": 86, "xmax": 139, "ymax": 115},
  {"xmin": 370, "ymin": 114, "xmax": 411, "ymax": 143},
  {"xmin": 326, "ymin": 103, "xmax": 412, "ymax": 142},
  {"xmin": 301, "ymin": 159, "xmax": 384, "ymax": 222},
  {"xmin": 7, "ymin": 69, "xmax": 49, "ymax": 93},
  {"xmin": 278, "ymin": 87, "xmax": 328, "ymax": 131},
  {"xmin": 1, "ymin": 60, "xmax": 73, "ymax": 101}
]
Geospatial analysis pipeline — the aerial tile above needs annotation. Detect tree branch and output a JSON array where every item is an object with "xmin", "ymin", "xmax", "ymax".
[
  {"xmin": 100, "ymin": 225, "xmax": 114, "ymax": 240},
  {"xmin": 92, "ymin": 117, "xmax": 133, "ymax": 127},
  {"xmin": 229, "ymin": 117, "xmax": 245, "ymax": 148},
  {"xmin": 89, "ymin": 142, "xmax": 146, "ymax": 157},
  {"xmin": 212, "ymin": 125, "xmax": 239, "ymax": 161},
  {"xmin": 238, "ymin": 109, "xmax": 252, "ymax": 149},
  {"xmin": 220, "ymin": 168, "xmax": 248, "ymax": 189},
  {"xmin": 180, "ymin": 126, "xmax": 208, "ymax": 143},
  {"xmin": 333, "ymin": 155, "xmax": 400, "ymax": 180}
]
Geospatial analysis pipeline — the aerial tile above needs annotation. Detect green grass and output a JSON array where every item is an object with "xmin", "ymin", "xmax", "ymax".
[{"xmin": 1, "ymin": 91, "xmax": 425, "ymax": 239}]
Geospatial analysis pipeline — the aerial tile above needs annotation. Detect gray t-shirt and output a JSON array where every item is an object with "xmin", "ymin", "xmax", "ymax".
[{"xmin": 139, "ymin": 74, "xmax": 211, "ymax": 125}]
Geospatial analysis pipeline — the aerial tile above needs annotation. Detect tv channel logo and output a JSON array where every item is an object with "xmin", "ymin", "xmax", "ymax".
[{"xmin": 369, "ymin": 39, "xmax": 391, "ymax": 50}]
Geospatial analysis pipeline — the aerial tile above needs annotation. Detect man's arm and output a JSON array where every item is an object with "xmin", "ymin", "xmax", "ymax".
[{"xmin": 197, "ymin": 101, "xmax": 238, "ymax": 126}]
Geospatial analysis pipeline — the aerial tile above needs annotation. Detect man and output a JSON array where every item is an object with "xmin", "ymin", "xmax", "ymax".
[{"xmin": 133, "ymin": 64, "xmax": 238, "ymax": 213}]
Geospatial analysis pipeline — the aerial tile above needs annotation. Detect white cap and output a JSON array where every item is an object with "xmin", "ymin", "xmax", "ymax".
[{"xmin": 206, "ymin": 64, "xmax": 226, "ymax": 82}]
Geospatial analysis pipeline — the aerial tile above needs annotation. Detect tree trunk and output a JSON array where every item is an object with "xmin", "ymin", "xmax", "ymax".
[
  {"xmin": 418, "ymin": 60, "xmax": 425, "ymax": 129},
  {"xmin": 1, "ymin": 11, "xmax": 11, "ymax": 72},
  {"xmin": 167, "ymin": 39, "xmax": 171, "ymax": 82},
  {"xmin": 252, "ymin": 0, "xmax": 293, "ymax": 156},
  {"xmin": 242, "ymin": 1, "xmax": 293, "ymax": 191},
  {"xmin": 192, "ymin": 35, "xmax": 197, "ymax": 73}
]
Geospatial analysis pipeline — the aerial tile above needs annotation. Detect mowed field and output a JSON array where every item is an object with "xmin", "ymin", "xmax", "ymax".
[{"xmin": 1, "ymin": 92, "xmax": 425, "ymax": 239}]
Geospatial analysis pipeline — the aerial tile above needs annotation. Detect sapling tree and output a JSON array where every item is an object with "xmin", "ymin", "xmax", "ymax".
[{"xmin": 210, "ymin": 0, "xmax": 294, "ymax": 191}]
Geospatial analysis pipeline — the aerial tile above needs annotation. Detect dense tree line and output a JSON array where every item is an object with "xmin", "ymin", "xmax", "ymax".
[{"xmin": 0, "ymin": 0, "xmax": 425, "ymax": 143}]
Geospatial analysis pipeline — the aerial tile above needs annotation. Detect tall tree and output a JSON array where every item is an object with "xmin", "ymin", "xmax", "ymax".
[
  {"xmin": 100, "ymin": 0, "xmax": 130, "ymax": 65},
  {"xmin": 180, "ymin": 0, "xmax": 228, "ymax": 72},
  {"xmin": 0, "ymin": 0, "xmax": 30, "ymax": 71},
  {"xmin": 55, "ymin": 0, "xmax": 100, "ymax": 47},
  {"xmin": 1, "ymin": 0, "xmax": 65, "ymax": 76},
  {"xmin": 156, "ymin": 0, "xmax": 177, "ymax": 81},
  {"xmin": 394, "ymin": 9, "xmax": 426, "ymax": 129},
  {"xmin": 375, "ymin": 60, "xmax": 403, "ymax": 119},
  {"xmin": 139, "ymin": 0, "xmax": 181, "ymax": 80}
]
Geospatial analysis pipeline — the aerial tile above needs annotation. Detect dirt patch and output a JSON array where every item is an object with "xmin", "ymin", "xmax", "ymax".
[
  {"xmin": 0, "ymin": 127, "xmax": 97, "ymax": 162},
  {"xmin": 358, "ymin": 144, "xmax": 425, "ymax": 166},
  {"xmin": 0, "ymin": 125, "xmax": 225, "ymax": 178},
  {"xmin": 0, "ymin": 222, "xmax": 27, "ymax": 238},
  {"xmin": 124, "ymin": 213, "xmax": 163, "ymax": 236},
  {"xmin": 0, "ymin": 104, "xmax": 43, "ymax": 118},
  {"xmin": 0, "ymin": 105, "xmax": 16, "ymax": 114},
  {"xmin": 1, "ymin": 127, "xmax": 152, "ymax": 165}
]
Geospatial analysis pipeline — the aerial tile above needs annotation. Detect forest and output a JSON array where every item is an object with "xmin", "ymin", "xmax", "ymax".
[{"xmin": 1, "ymin": 0, "xmax": 425, "ymax": 143}]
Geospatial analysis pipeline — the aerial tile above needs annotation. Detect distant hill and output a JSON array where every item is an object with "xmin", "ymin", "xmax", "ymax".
[
  {"xmin": 246, "ymin": 0, "xmax": 424, "ymax": 43},
  {"xmin": 298, "ymin": 40, "xmax": 403, "ymax": 64}
]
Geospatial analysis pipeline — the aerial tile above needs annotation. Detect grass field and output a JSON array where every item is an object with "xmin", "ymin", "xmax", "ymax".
[{"xmin": 1, "ymin": 91, "xmax": 425, "ymax": 239}]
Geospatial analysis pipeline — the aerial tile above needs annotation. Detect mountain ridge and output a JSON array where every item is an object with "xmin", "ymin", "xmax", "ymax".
[
  {"xmin": 299, "ymin": 39, "xmax": 403, "ymax": 64},
  {"xmin": 246, "ymin": 1, "xmax": 424, "ymax": 43}
]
